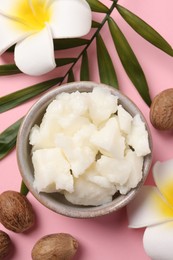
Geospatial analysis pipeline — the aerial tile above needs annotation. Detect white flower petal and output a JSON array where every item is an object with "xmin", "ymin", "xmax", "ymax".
[
  {"xmin": 143, "ymin": 222, "xmax": 173, "ymax": 260},
  {"xmin": 153, "ymin": 160, "xmax": 173, "ymax": 208},
  {"xmin": 14, "ymin": 24, "xmax": 56, "ymax": 76},
  {"xmin": 0, "ymin": 15, "xmax": 31, "ymax": 55},
  {"xmin": 127, "ymin": 186, "xmax": 173, "ymax": 228},
  {"xmin": 0, "ymin": 0, "xmax": 22, "ymax": 15},
  {"xmin": 49, "ymin": 0, "xmax": 92, "ymax": 38}
]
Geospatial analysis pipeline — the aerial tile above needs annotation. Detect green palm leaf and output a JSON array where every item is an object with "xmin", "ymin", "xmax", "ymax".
[
  {"xmin": 108, "ymin": 17, "xmax": 151, "ymax": 106},
  {"xmin": 20, "ymin": 181, "xmax": 29, "ymax": 196},
  {"xmin": 80, "ymin": 51, "xmax": 90, "ymax": 81},
  {"xmin": 96, "ymin": 33, "xmax": 118, "ymax": 88},
  {"xmin": 0, "ymin": 59, "xmax": 76, "ymax": 76},
  {"xmin": 86, "ymin": 0, "xmax": 109, "ymax": 13},
  {"xmin": 0, "ymin": 64, "xmax": 21, "ymax": 76},
  {"xmin": 116, "ymin": 4, "xmax": 173, "ymax": 56},
  {"xmin": 0, "ymin": 117, "xmax": 23, "ymax": 160},
  {"xmin": 54, "ymin": 38, "xmax": 89, "ymax": 50},
  {"xmin": 7, "ymin": 38, "xmax": 90, "ymax": 52},
  {"xmin": 92, "ymin": 20, "xmax": 100, "ymax": 28},
  {"xmin": 55, "ymin": 58, "xmax": 76, "ymax": 66},
  {"xmin": 0, "ymin": 77, "xmax": 62, "ymax": 113},
  {"xmin": 68, "ymin": 70, "xmax": 75, "ymax": 82}
]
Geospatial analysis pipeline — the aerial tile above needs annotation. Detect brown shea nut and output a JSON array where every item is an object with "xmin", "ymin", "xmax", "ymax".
[
  {"xmin": 150, "ymin": 88, "xmax": 173, "ymax": 130},
  {"xmin": 0, "ymin": 230, "xmax": 11, "ymax": 260},
  {"xmin": 0, "ymin": 190, "xmax": 35, "ymax": 233},
  {"xmin": 31, "ymin": 233, "xmax": 78, "ymax": 260}
]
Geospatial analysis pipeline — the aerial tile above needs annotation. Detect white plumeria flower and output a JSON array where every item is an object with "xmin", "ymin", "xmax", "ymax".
[
  {"xmin": 0, "ymin": 0, "xmax": 92, "ymax": 75},
  {"xmin": 127, "ymin": 159, "xmax": 173, "ymax": 260}
]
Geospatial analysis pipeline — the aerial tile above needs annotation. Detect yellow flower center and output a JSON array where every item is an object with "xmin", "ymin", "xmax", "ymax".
[
  {"xmin": 153, "ymin": 180, "xmax": 173, "ymax": 219},
  {"xmin": 12, "ymin": 0, "xmax": 52, "ymax": 31},
  {"xmin": 161, "ymin": 180, "xmax": 173, "ymax": 208},
  {"xmin": 154, "ymin": 191, "xmax": 173, "ymax": 218}
]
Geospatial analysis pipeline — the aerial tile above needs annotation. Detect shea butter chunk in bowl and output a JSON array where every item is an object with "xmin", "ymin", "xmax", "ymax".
[{"xmin": 17, "ymin": 82, "xmax": 152, "ymax": 218}]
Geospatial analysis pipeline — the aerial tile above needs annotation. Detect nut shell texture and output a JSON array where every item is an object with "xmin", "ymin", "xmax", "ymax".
[
  {"xmin": 31, "ymin": 233, "xmax": 78, "ymax": 260},
  {"xmin": 0, "ymin": 191, "xmax": 35, "ymax": 233},
  {"xmin": 0, "ymin": 230, "xmax": 11, "ymax": 260},
  {"xmin": 150, "ymin": 88, "xmax": 173, "ymax": 130}
]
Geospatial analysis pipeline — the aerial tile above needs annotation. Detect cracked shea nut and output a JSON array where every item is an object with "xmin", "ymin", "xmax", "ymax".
[
  {"xmin": 0, "ymin": 190, "xmax": 35, "ymax": 233},
  {"xmin": 0, "ymin": 230, "xmax": 11, "ymax": 260},
  {"xmin": 150, "ymin": 88, "xmax": 173, "ymax": 130},
  {"xmin": 31, "ymin": 233, "xmax": 78, "ymax": 260}
]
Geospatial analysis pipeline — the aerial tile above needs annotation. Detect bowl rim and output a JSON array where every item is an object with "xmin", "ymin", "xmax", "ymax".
[{"xmin": 16, "ymin": 81, "xmax": 152, "ymax": 218}]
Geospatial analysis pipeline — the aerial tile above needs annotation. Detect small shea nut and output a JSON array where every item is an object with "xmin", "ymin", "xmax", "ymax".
[
  {"xmin": 31, "ymin": 233, "xmax": 78, "ymax": 260},
  {"xmin": 0, "ymin": 190, "xmax": 35, "ymax": 233},
  {"xmin": 150, "ymin": 88, "xmax": 173, "ymax": 130},
  {"xmin": 0, "ymin": 230, "xmax": 11, "ymax": 260}
]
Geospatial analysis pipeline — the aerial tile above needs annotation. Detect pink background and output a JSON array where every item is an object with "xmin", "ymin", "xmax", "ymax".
[{"xmin": 0, "ymin": 0, "xmax": 173, "ymax": 259}]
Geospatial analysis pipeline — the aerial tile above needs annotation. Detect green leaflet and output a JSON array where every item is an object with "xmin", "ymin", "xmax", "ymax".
[
  {"xmin": 0, "ymin": 64, "xmax": 21, "ymax": 76},
  {"xmin": 96, "ymin": 33, "xmax": 118, "ymax": 89},
  {"xmin": 7, "ymin": 38, "xmax": 89, "ymax": 52},
  {"xmin": 92, "ymin": 20, "xmax": 100, "ymax": 28},
  {"xmin": 53, "ymin": 38, "xmax": 89, "ymax": 50},
  {"xmin": 80, "ymin": 51, "xmax": 90, "ymax": 81},
  {"xmin": 86, "ymin": 0, "xmax": 109, "ymax": 13},
  {"xmin": 0, "ymin": 117, "xmax": 23, "ymax": 160},
  {"xmin": 0, "ymin": 77, "xmax": 63, "ymax": 113},
  {"xmin": 108, "ymin": 17, "xmax": 151, "ymax": 106},
  {"xmin": 55, "ymin": 58, "xmax": 76, "ymax": 66},
  {"xmin": 20, "ymin": 181, "xmax": 29, "ymax": 196},
  {"xmin": 6, "ymin": 46, "xmax": 14, "ymax": 52},
  {"xmin": 68, "ymin": 70, "xmax": 75, "ymax": 82},
  {"xmin": 0, "ymin": 59, "xmax": 76, "ymax": 76},
  {"xmin": 116, "ymin": 4, "xmax": 173, "ymax": 57}
]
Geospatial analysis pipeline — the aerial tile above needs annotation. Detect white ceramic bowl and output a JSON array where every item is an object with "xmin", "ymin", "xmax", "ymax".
[{"xmin": 16, "ymin": 81, "xmax": 152, "ymax": 218}]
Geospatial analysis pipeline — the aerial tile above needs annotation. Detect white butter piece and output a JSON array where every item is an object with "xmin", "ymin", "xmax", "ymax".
[
  {"xmin": 127, "ymin": 114, "xmax": 151, "ymax": 157},
  {"xmin": 88, "ymin": 87, "xmax": 118, "ymax": 125},
  {"xmin": 32, "ymin": 148, "xmax": 73, "ymax": 193},
  {"xmin": 90, "ymin": 117, "xmax": 125, "ymax": 159}
]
